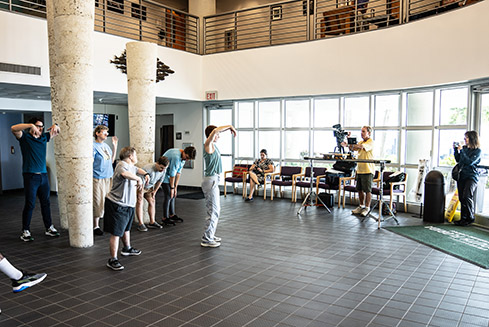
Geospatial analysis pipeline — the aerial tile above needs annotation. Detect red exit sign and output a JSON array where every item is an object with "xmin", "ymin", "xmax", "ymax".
[{"xmin": 205, "ymin": 91, "xmax": 218, "ymax": 100}]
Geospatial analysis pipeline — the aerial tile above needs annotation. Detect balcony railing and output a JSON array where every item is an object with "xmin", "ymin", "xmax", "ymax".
[
  {"xmin": 0, "ymin": 0, "xmax": 199, "ymax": 54},
  {"xmin": 0, "ymin": 0, "xmax": 481, "ymax": 55}
]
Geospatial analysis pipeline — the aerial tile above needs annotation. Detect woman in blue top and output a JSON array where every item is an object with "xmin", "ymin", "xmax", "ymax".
[
  {"xmin": 201, "ymin": 124, "xmax": 236, "ymax": 248},
  {"xmin": 453, "ymin": 130, "xmax": 481, "ymax": 226},
  {"xmin": 93, "ymin": 125, "xmax": 118, "ymax": 235}
]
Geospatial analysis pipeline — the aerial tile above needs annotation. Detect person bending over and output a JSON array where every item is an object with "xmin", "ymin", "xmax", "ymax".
[
  {"xmin": 160, "ymin": 146, "xmax": 196, "ymax": 226},
  {"xmin": 135, "ymin": 156, "xmax": 169, "ymax": 231}
]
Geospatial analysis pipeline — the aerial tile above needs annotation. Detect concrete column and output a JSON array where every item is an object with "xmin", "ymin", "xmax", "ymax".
[
  {"xmin": 189, "ymin": 0, "xmax": 216, "ymax": 54},
  {"xmin": 126, "ymin": 42, "xmax": 156, "ymax": 166},
  {"xmin": 47, "ymin": 0, "xmax": 94, "ymax": 248},
  {"xmin": 46, "ymin": 0, "xmax": 68, "ymax": 230}
]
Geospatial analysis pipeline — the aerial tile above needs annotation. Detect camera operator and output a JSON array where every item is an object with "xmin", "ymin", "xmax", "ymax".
[{"xmin": 342, "ymin": 126, "xmax": 374, "ymax": 217}]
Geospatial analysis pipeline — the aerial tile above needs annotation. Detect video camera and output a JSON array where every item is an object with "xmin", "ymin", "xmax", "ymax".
[{"xmin": 333, "ymin": 124, "xmax": 348, "ymax": 153}]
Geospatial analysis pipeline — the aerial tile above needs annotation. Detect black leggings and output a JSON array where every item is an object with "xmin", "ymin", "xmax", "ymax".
[
  {"xmin": 457, "ymin": 178, "xmax": 477, "ymax": 223},
  {"xmin": 161, "ymin": 183, "xmax": 175, "ymax": 219}
]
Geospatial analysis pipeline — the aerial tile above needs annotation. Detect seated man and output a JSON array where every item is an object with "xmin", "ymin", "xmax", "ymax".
[{"xmin": 135, "ymin": 156, "xmax": 169, "ymax": 231}]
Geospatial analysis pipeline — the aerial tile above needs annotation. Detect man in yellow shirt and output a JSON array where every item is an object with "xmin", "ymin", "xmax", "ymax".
[{"xmin": 345, "ymin": 126, "xmax": 374, "ymax": 217}]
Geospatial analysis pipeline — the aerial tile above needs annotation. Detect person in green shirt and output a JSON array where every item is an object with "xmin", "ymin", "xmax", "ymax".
[{"xmin": 201, "ymin": 124, "xmax": 236, "ymax": 248}]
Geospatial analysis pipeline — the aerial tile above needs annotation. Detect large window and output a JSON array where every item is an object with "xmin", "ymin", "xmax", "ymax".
[{"xmin": 220, "ymin": 83, "xmax": 488, "ymax": 211}]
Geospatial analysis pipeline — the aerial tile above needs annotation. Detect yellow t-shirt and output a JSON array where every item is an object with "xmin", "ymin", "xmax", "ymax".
[{"xmin": 356, "ymin": 138, "xmax": 375, "ymax": 174}]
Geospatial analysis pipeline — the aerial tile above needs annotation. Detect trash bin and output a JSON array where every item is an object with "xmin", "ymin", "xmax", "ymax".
[
  {"xmin": 475, "ymin": 167, "xmax": 488, "ymax": 214},
  {"xmin": 423, "ymin": 170, "xmax": 445, "ymax": 223}
]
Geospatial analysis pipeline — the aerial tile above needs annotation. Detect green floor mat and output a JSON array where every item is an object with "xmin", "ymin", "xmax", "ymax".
[{"xmin": 384, "ymin": 224, "xmax": 489, "ymax": 269}]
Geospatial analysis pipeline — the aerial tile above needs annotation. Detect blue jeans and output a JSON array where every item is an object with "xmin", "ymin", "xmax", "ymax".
[
  {"xmin": 22, "ymin": 173, "xmax": 52, "ymax": 231},
  {"xmin": 161, "ymin": 183, "xmax": 175, "ymax": 218},
  {"xmin": 201, "ymin": 175, "xmax": 220, "ymax": 242}
]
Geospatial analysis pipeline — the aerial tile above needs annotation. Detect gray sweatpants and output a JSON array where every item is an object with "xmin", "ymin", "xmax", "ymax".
[{"xmin": 201, "ymin": 175, "xmax": 220, "ymax": 242}]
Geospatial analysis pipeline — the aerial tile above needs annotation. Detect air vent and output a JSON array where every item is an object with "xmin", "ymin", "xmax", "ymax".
[{"xmin": 0, "ymin": 62, "xmax": 41, "ymax": 76}]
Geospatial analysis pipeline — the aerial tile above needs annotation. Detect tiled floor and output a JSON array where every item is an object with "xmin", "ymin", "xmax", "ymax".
[{"xmin": 0, "ymin": 189, "xmax": 488, "ymax": 327}]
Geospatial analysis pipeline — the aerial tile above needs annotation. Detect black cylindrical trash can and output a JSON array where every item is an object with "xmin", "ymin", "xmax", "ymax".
[{"xmin": 423, "ymin": 170, "xmax": 445, "ymax": 223}]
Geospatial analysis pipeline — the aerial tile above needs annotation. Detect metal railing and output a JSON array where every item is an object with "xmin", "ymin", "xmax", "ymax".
[
  {"xmin": 94, "ymin": 0, "xmax": 198, "ymax": 53},
  {"xmin": 0, "ymin": 0, "xmax": 199, "ymax": 54},
  {"xmin": 0, "ymin": 0, "xmax": 482, "ymax": 55},
  {"xmin": 204, "ymin": 0, "xmax": 311, "ymax": 54},
  {"xmin": 205, "ymin": 0, "xmax": 480, "ymax": 54}
]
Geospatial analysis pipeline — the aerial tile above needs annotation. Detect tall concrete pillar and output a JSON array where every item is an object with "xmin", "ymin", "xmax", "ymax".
[
  {"xmin": 47, "ymin": 0, "xmax": 94, "ymax": 248},
  {"xmin": 189, "ymin": 0, "xmax": 216, "ymax": 54},
  {"xmin": 126, "ymin": 42, "xmax": 156, "ymax": 166},
  {"xmin": 46, "ymin": 0, "xmax": 68, "ymax": 230}
]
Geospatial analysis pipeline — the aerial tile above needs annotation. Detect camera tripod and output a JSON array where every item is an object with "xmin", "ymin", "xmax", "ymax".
[{"xmin": 297, "ymin": 157, "xmax": 330, "ymax": 215}]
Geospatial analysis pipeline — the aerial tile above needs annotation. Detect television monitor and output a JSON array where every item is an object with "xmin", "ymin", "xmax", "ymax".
[{"xmin": 93, "ymin": 114, "xmax": 115, "ymax": 136}]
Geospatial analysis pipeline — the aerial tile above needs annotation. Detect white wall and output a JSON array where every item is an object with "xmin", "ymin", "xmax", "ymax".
[
  {"xmin": 0, "ymin": 10, "xmax": 202, "ymax": 101},
  {"xmin": 156, "ymin": 102, "xmax": 204, "ymax": 187},
  {"xmin": 202, "ymin": 1, "xmax": 489, "ymax": 100}
]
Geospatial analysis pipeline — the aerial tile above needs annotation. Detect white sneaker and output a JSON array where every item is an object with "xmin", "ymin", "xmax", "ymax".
[
  {"xmin": 201, "ymin": 240, "xmax": 221, "ymax": 248},
  {"xmin": 361, "ymin": 207, "xmax": 370, "ymax": 217},
  {"xmin": 352, "ymin": 206, "xmax": 364, "ymax": 215}
]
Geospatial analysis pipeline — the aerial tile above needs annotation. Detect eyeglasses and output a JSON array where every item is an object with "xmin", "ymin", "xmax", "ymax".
[{"xmin": 35, "ymin": 125, "xmax": 44, "ymax": 129}]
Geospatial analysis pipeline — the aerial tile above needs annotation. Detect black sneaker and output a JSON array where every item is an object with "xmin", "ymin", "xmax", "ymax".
[
  {"xmin": 161, "ymin": 218, "xmax": 176, "ymax": 226},
  {"xmin": 94, "ymin": 227, "xmax": 104, "ymax": 236},
  {"xmin": 107, "ymin": 258, "xmax": 124, "ymax": 271},
  {"xmin": 147, "ymin": 222, "xmax": 162, "ymax": 229},
  {"xmin": 12, "ymin": 272, "xmax": 47, "ymax": 293},
  {"xmin": 245, "ymin": 197, "xmax": 253, "ymax": 202},
  {"xmin": 170, "ymin": 215, "xmax": 183, "ymax": 223},
  {"xmin": 121, "ymin": 247, "xmax": 142, "ymax": 256}
]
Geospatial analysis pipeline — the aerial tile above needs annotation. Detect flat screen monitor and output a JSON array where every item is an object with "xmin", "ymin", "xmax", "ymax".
[{"xmin": 93, "ymin": 114, "xmax": 115, "ymax": 136}]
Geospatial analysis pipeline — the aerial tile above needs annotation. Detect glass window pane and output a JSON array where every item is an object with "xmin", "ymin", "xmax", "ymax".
[
  {"xmin": 439, "ymin": 88, "xmax": 468, "ymax": 125},
  {"xmin": 406, "ymin": 130, "xmax": 432, "ymax": 165},
  {"xmin": 480, "ymin": 94, "xmax": 489, "ymax": 166},
  {"xmin": 237, "ymin": 102, "xmax": 253, "ymax": 128},
  {"xmin": 479, "ymin": 94, "xmax": 489, "ymax": 214},
  {"xmin": 217, "ymin": 132, "xmax": 232, "ymax": 154},
  {"xmin": 236, "ymin": 131, "xmax": 254, "ymax": 158},
  {"xmin": 375, "ymin": 94, "xmax": 400, "ymax": 126},
  {"xmin": 438, "ymin": 129, "xmax": 466, "ymax": 167},
  {"xmin": 285, "ymin": 99, "xmax": 309, "ymax": 128},
  {"xmin": 373, "ymin": 130, "xmax": 399, "ymax": 163},
  {"xmin": 314, "ymin": 98, "xmax": 340, "ymax": 128},
  {"xmin": 344, "ymin": 96, "xmax": 370, "ymax": 127},
  {"xmin": 258, "ymin": 101, "xmax": 281, "ymax": 128},
  {"xmin": 285, "ymin": 131, "xmax": 309, "ymax": 159},
  {"xmin": 405, "ymin": 167, "xmax": 418, "ymax": 202},
  {"xmin": 258, "ymin": 131, "xmax": 280, "ymax": 159},
  {"xmin": 407, "ymin": 92, "xmax": 433, "ymax": 126},
  {"xmin": 314, "ymin": 131, "xmax": 337, "ymax": 156},
  {"xmin": 209, "ymin": 109, "xmax": 231, "ymax": 127},
  {"xmin": 220, "ymin": 155, "xmax": 232, "ymax": 185}
]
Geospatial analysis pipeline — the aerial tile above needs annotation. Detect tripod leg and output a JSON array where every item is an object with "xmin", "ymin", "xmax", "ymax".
[{"xmin": 297, "ymin": 192, "xmax": 311, "ymax": 215}]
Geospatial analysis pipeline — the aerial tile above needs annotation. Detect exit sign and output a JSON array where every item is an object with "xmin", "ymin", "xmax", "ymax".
[{"xmin": 205, "ymin": 91, "xmax": 218, "ymax": 100}]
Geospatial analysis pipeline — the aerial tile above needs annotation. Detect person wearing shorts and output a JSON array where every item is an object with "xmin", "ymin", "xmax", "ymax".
[
  {"xmin": 344, "ymin": 126, "xmax": 375, "ymax": 217},
  {"xmin": 93, "ymin": 125, "xmax": 118, "ymax": 236},
  {"xmin": 135, "ymin": 156, "xmax": 169, "ymax": 231},
  {"xmin": 104, "ymin": 147, "xmax": 149, "ymax": 271}
]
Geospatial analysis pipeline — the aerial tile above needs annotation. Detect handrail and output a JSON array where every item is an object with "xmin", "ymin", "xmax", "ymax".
[{"xmin": 0, "ymin": 0, "xmax": 482, "ymax": 55}]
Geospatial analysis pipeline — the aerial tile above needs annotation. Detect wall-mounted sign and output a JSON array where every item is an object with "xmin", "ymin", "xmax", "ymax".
[{"xmin": 205, "ymin": 91, "xmax": 218, "ymax": 101}]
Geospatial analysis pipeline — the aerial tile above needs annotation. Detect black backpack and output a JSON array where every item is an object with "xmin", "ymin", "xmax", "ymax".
[
  {"xmin": 382, "ymin": 172, "xmax": 406, "ymax": 190},
  {"xmin": 332, "ymin": 161, "xmax": 356, "ymax": 176}
]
